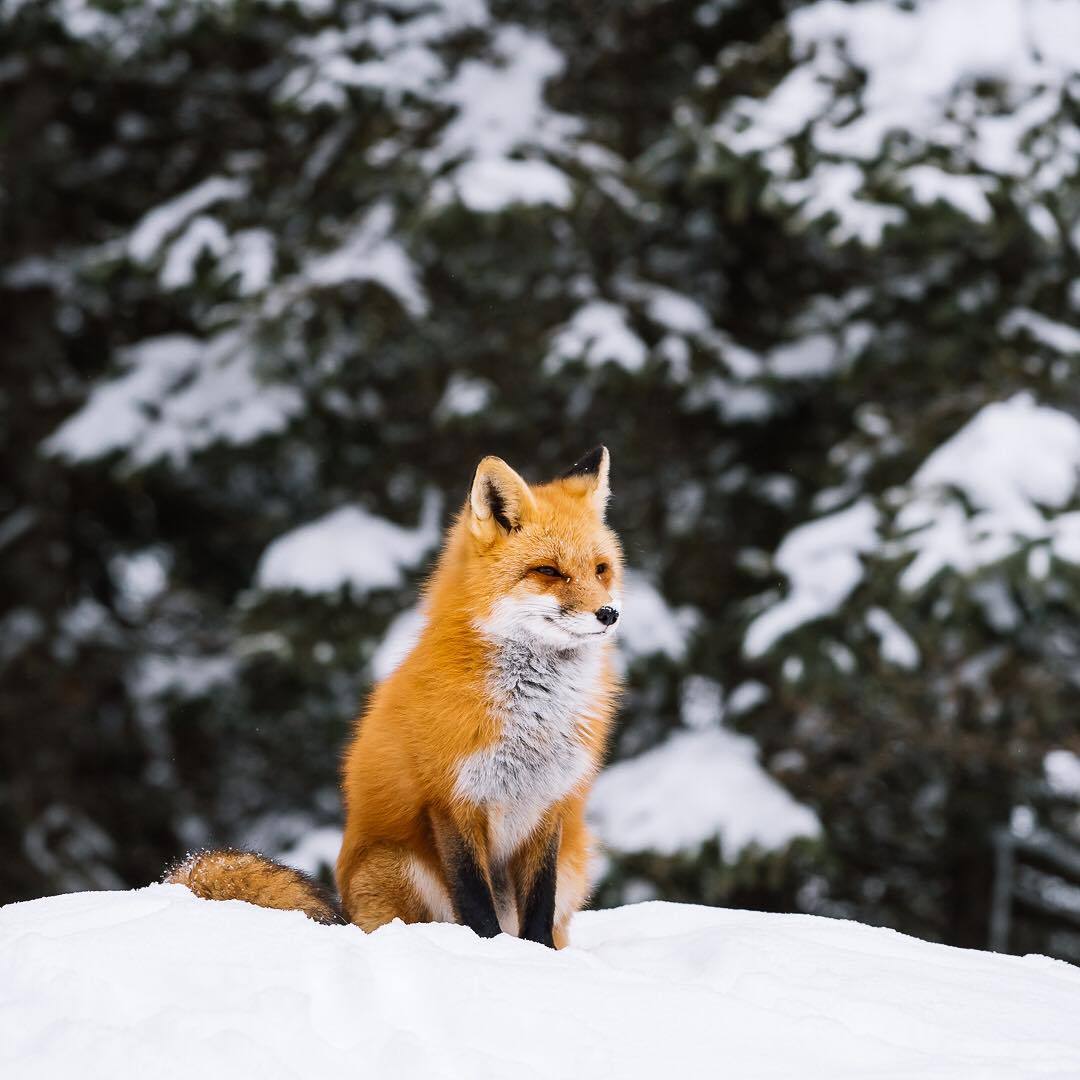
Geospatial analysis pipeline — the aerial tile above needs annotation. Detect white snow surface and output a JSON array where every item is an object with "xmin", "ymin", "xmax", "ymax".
[
  {"xmin": 158, "ymin": 215, "xmax": 229, "ymax": 290},
  {"xmin": 745, "ymin": 393, "xmax": 1080, "ymax": 654},
  {"xmin": 727, "ymin": 679, "xmax": 770, "ymax": 716},
  {"xmin": 256, "ymin": 491, "xmax": 440, "ymax": 595},
  {"xmin": 546, "ymin": 299, "xmax": 648, "ymax": 373},
  {"xmin": 424, "ymin": 25, "xmax": 579, "ymax": 213},
  {"xmin": 220, "ymin": 228, "xmax": 276, "ymax": 296},
  {"xmin": 426, "ymin": 25, "xmax": 577, "ymax": 166},
  {"xmin": 589, "ymin": 727, "xmax": 821, "ymax": 859},
  {"xmin": 276, "ymin": 0, "xmax": 486, "ymax": 110},
  {"xmin": 712, "ymin": 0, "xmax": 1080, "ymax": 244},
  {"xmin": 904, "ymin": 164, "xmax": 995, "ymax": 224},
  {"xmin": 1044, "ymin": 749, "xmax": 1080, "ymax": 799},
  {"xmin": 299, "ymin": 201, "xmax": 429, "ymax": 317},
  {"xmin": 45, "ymin": 331, "xmax": 303, "ymax": 468},
  {"xmin": 865, "ymin": 606, "xmax": 921, "ymax": 670},
  {"xmin": 1000, "ymin": 308, "xmax": 1080, "ymax": 357},
  {"xmin": 128, "ymin": 176, "xmax": 248, "ymax": 264},
  {"xmin": 896, "ymin": 393, "xmax": 1080, "ymax": 590},
  {"xmin": 3, "ymin": 888, "xmax": 1079, "ymax": 1080},
  {"xmin": 617, "ymin": 570, "xmax": 698, "ymax": 662},
  {"xmin": 744, "ymin": 498, "xmax": 879, "ymax": 658},
  {"xmin": 767, "ymin": 332, "xmax": 837, "ymax": 379},
  {"xmin": 913, "ymin": 393, "xmax": 1080, "ymax": 524},
  {"xmin": 275, "ymin": 7, "xmax": 591, "ymax": 216},
  {"xmin": 369, "ymin": 603, "xmax": 427, "ymax": 680},
  {"xmin": 278, "ymin": 825, "xmax": 345, "ymax": 878},
  {"xmin": 432, "ymin": 157, "xmax": 573, "ymax": 212},
  {"xmin": 434, "ymin": 372, "xmax": 495, "ymax": 420}
]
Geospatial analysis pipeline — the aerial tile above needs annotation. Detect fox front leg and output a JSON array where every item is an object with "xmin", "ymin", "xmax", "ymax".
[
  {"xmin": 516, "ymin": 828, "xmax": 560, "ymax": 948},
  {"xmin": 444, "ymin": 834, "xmax": 502, "ymax": 939}
]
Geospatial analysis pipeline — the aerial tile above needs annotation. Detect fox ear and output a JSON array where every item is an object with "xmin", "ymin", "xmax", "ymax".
[
  {"xmin": 469, "ymin": 456, "xmax": 535, "ymax": 539},
  {"xmin": 560, "ymin": 446, "xmax": 610, "ymax": 518}
]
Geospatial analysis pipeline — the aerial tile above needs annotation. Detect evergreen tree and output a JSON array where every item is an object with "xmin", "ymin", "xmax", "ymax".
[{"xmin": 2, "ymin": 0, "xmax": 1077, "ymax": 960}]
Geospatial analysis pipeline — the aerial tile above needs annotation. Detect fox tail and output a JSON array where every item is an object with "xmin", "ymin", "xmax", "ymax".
[{"xmin": 163, "ymin": 849, "xmax": 343, "ymax": 925}]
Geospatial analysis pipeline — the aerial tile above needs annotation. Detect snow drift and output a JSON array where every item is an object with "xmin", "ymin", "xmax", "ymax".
[{"xmin": 2, "ymin": 887, "xmax": 1078, "ymax": 1079}]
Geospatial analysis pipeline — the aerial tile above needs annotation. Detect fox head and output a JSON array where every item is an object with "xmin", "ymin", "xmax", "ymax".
[{"xmin": 461, "ymin": 447, "xmax": 623, "ymax": 649}]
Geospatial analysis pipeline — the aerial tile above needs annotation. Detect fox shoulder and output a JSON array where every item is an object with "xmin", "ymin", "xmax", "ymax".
[{"xmin": 163, "ymin": 849, "xmax": 343, "ymax": 925}]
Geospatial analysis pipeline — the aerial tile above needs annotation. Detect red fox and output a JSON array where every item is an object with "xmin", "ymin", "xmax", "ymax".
[{"xmin": 167, "ymin": 447, "xmax": 622, "ymax": 948}]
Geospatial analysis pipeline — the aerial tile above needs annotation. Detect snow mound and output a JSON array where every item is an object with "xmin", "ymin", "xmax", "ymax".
[{"xmin": 2, "ymin": 888, "xmax": 1078, "ymax": 1079}]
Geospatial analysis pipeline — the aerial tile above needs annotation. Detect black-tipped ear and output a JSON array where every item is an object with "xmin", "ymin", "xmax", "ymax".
[
  {"xmin": 559, "ymin": 446, "xmax": 610, "ymax": 517},
  {"xmin": 562, "ymin": 446, "xmax": 607, "ymax": 480}
]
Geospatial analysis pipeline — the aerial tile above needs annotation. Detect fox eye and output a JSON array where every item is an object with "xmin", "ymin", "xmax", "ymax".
[
  {"xmin": 596, "ymin": 562, "xmax": 609, "ymax": 575},
  {"xmin": 531, "ymin": 565, "xmax": 562, "ymax": 577}
]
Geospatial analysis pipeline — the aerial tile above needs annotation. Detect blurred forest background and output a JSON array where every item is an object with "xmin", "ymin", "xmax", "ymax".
[{"xmin": 3, "ymin": 0, "xmax": 1080, "ymax": 962}]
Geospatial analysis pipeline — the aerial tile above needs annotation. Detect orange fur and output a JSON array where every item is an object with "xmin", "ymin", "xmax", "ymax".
[
  {"xmin": 165, "ymin": 850, "xmax": 341, "ymax": 924},
  {"xmin": 337, "ymin": 449, "xmax": 622, "ymax": 946},
  {"xmin": 164, "ymin": 449, "xmax": 622, "ymax": 948}
]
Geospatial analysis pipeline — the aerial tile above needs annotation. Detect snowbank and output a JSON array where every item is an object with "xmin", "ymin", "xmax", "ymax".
[{"xmin": 2, "ymin": 888, "xmax": 1078, "ymax": 1079}]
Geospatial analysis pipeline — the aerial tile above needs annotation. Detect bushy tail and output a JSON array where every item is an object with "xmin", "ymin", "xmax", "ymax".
[{"xmin": 163, "ymin": 849, "xmax": 344, "ymax": 925}]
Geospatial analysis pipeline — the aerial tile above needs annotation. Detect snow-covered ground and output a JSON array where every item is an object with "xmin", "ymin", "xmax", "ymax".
[{"xmin": 2, "ymin": 888, "xmax": 1078, "ymax": 1080}]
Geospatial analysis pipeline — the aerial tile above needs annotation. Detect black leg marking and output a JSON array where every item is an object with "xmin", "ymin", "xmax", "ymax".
[
  {"xmin": 519, "ymin": 832, "xmax": 559, "ymax": 948},
  {"xmin": 448, "ymin": 841, "xmax": 502, "ymax": 939}
]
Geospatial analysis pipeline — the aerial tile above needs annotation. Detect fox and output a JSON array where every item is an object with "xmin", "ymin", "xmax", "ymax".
[{"xmin": 166, "ymin": 446, "xmax": 622, "ymax": 948}]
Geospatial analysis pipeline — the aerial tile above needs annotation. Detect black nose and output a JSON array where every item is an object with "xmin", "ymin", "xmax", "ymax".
[{"xmin": 595, "ymin": 606, "xmax": 619, "ymax": 627}]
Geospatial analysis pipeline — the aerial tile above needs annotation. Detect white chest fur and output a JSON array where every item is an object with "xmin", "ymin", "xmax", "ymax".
[{"xmin": 454, "ymin": 639, "xmax": 602, "ymax": 861}]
